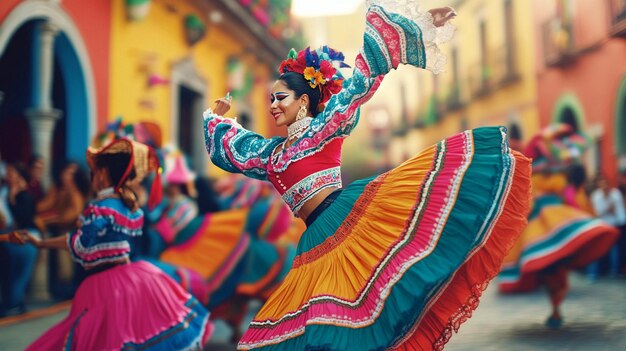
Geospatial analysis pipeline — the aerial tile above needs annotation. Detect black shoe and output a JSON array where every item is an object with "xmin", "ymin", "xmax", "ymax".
[{"xmin": 546, "ymin": 315, "xmax": 563, "ymax": 329}]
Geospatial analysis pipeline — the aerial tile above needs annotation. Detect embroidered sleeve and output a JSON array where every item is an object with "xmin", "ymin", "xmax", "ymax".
[
  {"xmin": 357, "ymin": 2, "xmax": 455, "ymax": 76},
  {"xmin": 203, "ymin": 109, "xmax": 282, "ymax": 180},
  {"xmin": 310, "ymin": 4, "xmax": 453, "ymax": 138},
  {"xmin": 152, "ymin": 198, "xmax": 198, "ymax": 244},
  {"xmin": 67, "ymin": 202, "xmax": 142, "ymax": 268}
]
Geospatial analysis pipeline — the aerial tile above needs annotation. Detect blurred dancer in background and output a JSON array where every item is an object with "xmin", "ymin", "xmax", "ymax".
[
  {"xmin": 499, "ymin": 124, "xmax": 619, "ymax": 328},
  {"xmin": 9, "ymin": 138, "xmax": 212, "ymax": 350}
]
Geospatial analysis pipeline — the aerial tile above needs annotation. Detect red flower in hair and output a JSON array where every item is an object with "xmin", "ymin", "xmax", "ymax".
[
  {"xmin": 329, "ymin": 79, "xmax": 344, "ymax": 95},
  {"xmin": 319, "ymin": 60, "xmax": 336, "ymax": 80},
  {"xmin": 291, "ymin": 58, "xmax": 306, "ymax": 74},
  {"xmin": 278, "ymin": 59, "xmax": 294, "ymax": 74}
]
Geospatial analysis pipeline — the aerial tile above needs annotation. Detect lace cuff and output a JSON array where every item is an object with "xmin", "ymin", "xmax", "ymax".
[{"xmin": 366, "ymin": 0, "xmax": 455, "ymax": 74}]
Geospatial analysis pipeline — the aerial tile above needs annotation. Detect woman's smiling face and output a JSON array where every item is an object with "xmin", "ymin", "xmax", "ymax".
[{"xmin": 269, "ymin": 80, "xmax": 304, "ymax": 127}]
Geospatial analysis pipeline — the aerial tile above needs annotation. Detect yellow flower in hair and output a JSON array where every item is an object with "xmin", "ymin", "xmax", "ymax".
[{"xmin": 303, "ymin": 67, "xmax": 325, "ymax": 88}]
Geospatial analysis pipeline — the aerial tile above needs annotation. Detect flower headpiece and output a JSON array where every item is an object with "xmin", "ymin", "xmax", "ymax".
[
  {"xmin": 91, "ymin": 118, "xmax": 165, "ymax": 209},
  {"xmin": 93, "ymin": 117, "xmax": 163, "ymax": 149},
  {"xmin": 87, "ymin": 137, "xmax": 163, "ymax": 210},
  {"xmin": 278, "ymin": 46, "xmax": 350, "ymax": 108}
]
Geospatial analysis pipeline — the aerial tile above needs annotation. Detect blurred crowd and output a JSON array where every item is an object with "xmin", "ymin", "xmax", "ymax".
[{"xmin": 586, "ymin": 170, "xmax": 626, "ymax": 279}]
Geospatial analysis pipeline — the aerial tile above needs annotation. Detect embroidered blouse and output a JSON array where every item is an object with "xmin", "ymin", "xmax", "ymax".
[
  {"xmin": 203, "ymin": 4, "xmax": 453, "ymax": 213},
  {"xmin": 67, "ymin": 195, "xmax": 143, "ymax": 269}
]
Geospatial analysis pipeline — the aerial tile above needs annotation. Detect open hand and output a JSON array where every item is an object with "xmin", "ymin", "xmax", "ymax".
[
  {"xmin": 213, "ymin": 93, "xmax": 232, "ymax": 116},
  {"xmin": 428, "ymin": 7, "xmax": 457, "ymax": 27}
]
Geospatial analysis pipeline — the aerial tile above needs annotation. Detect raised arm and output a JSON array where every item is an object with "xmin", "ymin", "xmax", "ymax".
[
  {"xmin": 203, "ymin": 110, "xmax": 282, "ymax": 180},
  {"xmin": 310, "ymin": 4, "xmax": 455, "ymax": 138}
]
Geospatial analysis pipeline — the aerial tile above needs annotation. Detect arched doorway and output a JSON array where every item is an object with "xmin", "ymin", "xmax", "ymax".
[
  {"xmin": 0, "ymin": 1, "xmax": 95, "ymax": 182},
  {"xmin": 0, "ymin": 20, "xmax": 38, "ymax": 163},
  {"xmin": 54, "ymin": 31, "xmax": 91, "ymax": 164},
  {"xmin": 559, "ymin": 107, "xmax": 579, "ymax": 132},
  {"xmin": 171, "ymin": 57, "xmax": 208, "ymax": 174},
  {"xmin": 552, "ymin": 93, "xmax": 585, "ymax": 132},
  {"xmin": 551, "ymin": 92, "xmax": 601, "ymax": 173}
]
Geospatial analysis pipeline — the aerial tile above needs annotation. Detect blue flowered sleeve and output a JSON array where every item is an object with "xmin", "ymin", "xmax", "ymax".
[{"xmin": 203, "ymin": 110, "xmax": 283, "ymax": 180}]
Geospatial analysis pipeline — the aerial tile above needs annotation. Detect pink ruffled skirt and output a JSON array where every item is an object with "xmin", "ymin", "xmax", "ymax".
[{"xmin": 26, "ymin": 261, "xmax": 213, "ymax": 350}]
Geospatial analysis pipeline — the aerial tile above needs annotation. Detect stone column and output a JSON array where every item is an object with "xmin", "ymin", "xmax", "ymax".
[
  {"xmin": 25, "ymin": 21, "xmax": 63, "ymax": 302},
  {"xmin": 26, "ymin": 21, "xmax": 62, "ymax": 189}
]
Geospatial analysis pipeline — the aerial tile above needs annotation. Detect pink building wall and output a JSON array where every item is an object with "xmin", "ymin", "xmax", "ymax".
[{"xmin": 534, "ymin": 0, "xmax": 626, "ymax": 183}]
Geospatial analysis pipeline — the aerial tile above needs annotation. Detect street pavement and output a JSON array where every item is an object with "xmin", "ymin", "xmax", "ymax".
[
  {"xmin": 446, "ymin": 273, "xmax": 626, "ymax": 351},
  {"xmin": 0, "ymin": 273, "xmax": 624, "ymax": 350}
]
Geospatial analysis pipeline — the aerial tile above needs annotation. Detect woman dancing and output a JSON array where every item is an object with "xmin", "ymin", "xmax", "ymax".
[
  {"xmin": 11, "ymin": 138, "xmax": 212, "ymax": 350},
  {"xmin": 204, "ymin": 1, "xmax": 531, "ymax": 350},
  {"xmin": 499, "ymin": 124, "xmax": 619, "ymax": 329}
]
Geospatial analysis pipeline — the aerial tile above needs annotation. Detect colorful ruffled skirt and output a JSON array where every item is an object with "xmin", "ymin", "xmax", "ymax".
[
  {"xmin": 238, "ymin": 126, "xmax": 531, "ymax": 351},
  {"xmin": 158, "ymin": 209, "xmax": 252, "ymax": 304},
  {"xmin": 155, "ymin": 206, "xmax": 296, "ymax": 308},
  {"xmin": 219, "ymin": 175, "xmax": 304, "ymax": 243},
  {"xmin": 25, "ymin": 261, "xmax": 212, "ymax": 351},
  {"xmin": 499, "ymin": 193, "xmax": 619, "ymax": 293}
]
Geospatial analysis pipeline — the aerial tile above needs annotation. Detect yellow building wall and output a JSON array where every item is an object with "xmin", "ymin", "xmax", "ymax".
[
  {"xmin": 292, "ymin": 2, "xmax": 543, "ymax": 176},
  {"xmin": 298, "ymin": 1, "xmax": 541, "ymax": 172},
  {"xmin": 413, "ymin": 0, "xmax": 540, "ymax": 152},
  {"xmin": 299, "ymin": 4, "xmax": 437, "ymax": 178},
  {"xmin": 109, "ymin": 0, "xmax": 273, "ymax": 144}
]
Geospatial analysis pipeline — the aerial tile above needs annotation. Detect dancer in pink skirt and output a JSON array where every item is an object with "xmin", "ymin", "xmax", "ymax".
[{"xmin": 10, "ymin": 138, "xmax": 212, "ymax": 350}]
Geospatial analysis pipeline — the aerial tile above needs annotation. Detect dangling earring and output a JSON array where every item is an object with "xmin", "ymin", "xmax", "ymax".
[
  {"xmin": 296, "ymin": 105, "xmax": 307, "ymax": 121},
  {"xmin": 286, "ymin": 105, "xmax": 313, "ymax": 142}
]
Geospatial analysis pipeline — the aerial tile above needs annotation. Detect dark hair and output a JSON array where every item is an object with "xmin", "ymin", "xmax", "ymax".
[
  {"xmin": 566, "ymin": 164, "xmax": 587, "ymax": 188},
  {"xmin": 593, "ymin": 173, "xmax": 608, "ymax": 185},
  {"xmin": 170, "ymin": 183, "xmax": 192, "ymax": 197},
  {"xmin": 7, "ymin": 162, "xmax": 31, "ymax": 183},
  {"xmin": 73, "ymin": 164, "xmax": 91, "ymax": 198},
  {"xmin": 52, "ymin": 161, "xmax": 91, "ymax": 197},
  {"xmin": 194, "ymin": 176, "xmax": 221, "ymax": 214},
  {"xmin": 279, "ymin": 72, "xmax": 322, "ymax": 117},
  {"xmin": 94, "ymin": 153, "xmax": 138, "ymax": 211},
  {"xmin": 28, "ymin": 154, "xmax": 43, "ymax": 168},
  {"xmin": 51, "ymin": 161, "xmax": 67, "ymax": 187}
]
